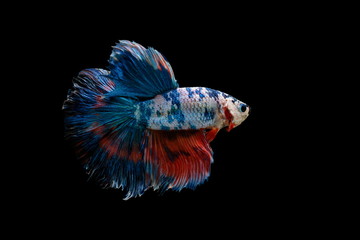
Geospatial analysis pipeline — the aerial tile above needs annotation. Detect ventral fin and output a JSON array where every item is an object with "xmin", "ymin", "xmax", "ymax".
[
  {"xmin": 205, "ymin": 128, "xmax": 219, "ymax": 143},
  {"xmin": 145, "ymin": 130, "xmax": 214, "ymax": 191}
]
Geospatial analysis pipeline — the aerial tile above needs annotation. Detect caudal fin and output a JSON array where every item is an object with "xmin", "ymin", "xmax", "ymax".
[{"xmin": 63, "ymin": 68, "xmax": 150, "ymax": 198}]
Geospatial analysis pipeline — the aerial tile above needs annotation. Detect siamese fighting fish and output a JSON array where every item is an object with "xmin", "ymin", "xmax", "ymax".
[{"xmin": 63, "ymin": 40, "xmax": 250, "ymax": 199}]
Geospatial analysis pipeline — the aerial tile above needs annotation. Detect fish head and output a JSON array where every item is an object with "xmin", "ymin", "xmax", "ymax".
[{"xmin": 222, "ymin": 97, "xmax": 250, "ymax": 131}]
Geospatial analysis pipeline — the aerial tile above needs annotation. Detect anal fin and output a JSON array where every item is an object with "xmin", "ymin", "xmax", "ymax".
[{"xmin": 145, "ymin": 130, "xmax": 214, "ymax": 191}]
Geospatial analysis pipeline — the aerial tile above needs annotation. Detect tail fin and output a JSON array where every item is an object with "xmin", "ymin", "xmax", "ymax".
[{"xmin": 63, "ymin": 68, "xmax": 149, "ymax": 198}]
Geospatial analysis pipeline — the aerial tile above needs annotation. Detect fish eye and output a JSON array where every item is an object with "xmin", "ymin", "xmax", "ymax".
[{"xmin": 240, "ymin": 104, "xmax": 247, "ymax": 113}]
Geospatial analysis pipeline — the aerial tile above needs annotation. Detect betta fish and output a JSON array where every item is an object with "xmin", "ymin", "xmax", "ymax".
[{"xmin": 63, "ymin": 40, "xmax": 250, "ymax": 199}]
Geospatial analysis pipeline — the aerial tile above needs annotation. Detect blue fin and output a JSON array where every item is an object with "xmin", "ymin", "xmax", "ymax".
[
  {"xmin": 107, "ymin": 40, "xmax": 179, "ymax": 99},
  {"xmin": 63, "ymin": 68, "xmax": 150, "ymax": 199}
]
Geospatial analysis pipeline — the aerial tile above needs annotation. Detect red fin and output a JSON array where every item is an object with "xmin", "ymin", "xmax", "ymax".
[
  {"xmin": 205, "ymin": 128, "xmax": 219, "ymax": 143},
  {"xmin": 145, "ymin": 130, "xmax": 213, "ymax": 190},
  {"xmin": 227, "ymin": 122, "xmax": 235, "ymax": 132},
  {"xmin": 223, "ymin": 107, "xmax": 234, "ymax": 132},
  {"xmin": 94, "ymin": 95, "xmax": 106, "ymax": 108},
  {"xmin": 98, "ymin": 134, "xmax": 143, "ymax": 163}
]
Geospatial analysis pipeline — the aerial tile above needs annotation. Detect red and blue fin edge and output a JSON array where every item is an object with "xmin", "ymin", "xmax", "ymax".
[{"xmin": 144, "ymin": 130, "xmax": 214, "ymax": 192}]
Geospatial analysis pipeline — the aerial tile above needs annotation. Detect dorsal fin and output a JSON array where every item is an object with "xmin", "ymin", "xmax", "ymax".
[{"xmin": 107, "ymin": 40, "xmax": 179, "ymax": 99}]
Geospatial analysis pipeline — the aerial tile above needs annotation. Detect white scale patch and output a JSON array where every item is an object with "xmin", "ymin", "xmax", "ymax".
[{"xmin": 135, "ymin": 87, "xmax": 230, "ymax": 130}]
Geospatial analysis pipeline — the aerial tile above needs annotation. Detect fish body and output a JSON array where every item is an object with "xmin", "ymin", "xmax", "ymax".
[
  {"xmin": 63, "ymin": 41, "xmax": 250, "ymax": 199},
  {"xmin": 136, "ymin": 87, "xmax": 249, "ymax": 131}
]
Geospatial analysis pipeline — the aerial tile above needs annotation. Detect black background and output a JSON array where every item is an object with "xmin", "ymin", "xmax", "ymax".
[{"xmin": 18, "ymin": 4, "xmax": 326, "ymax": 233}]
